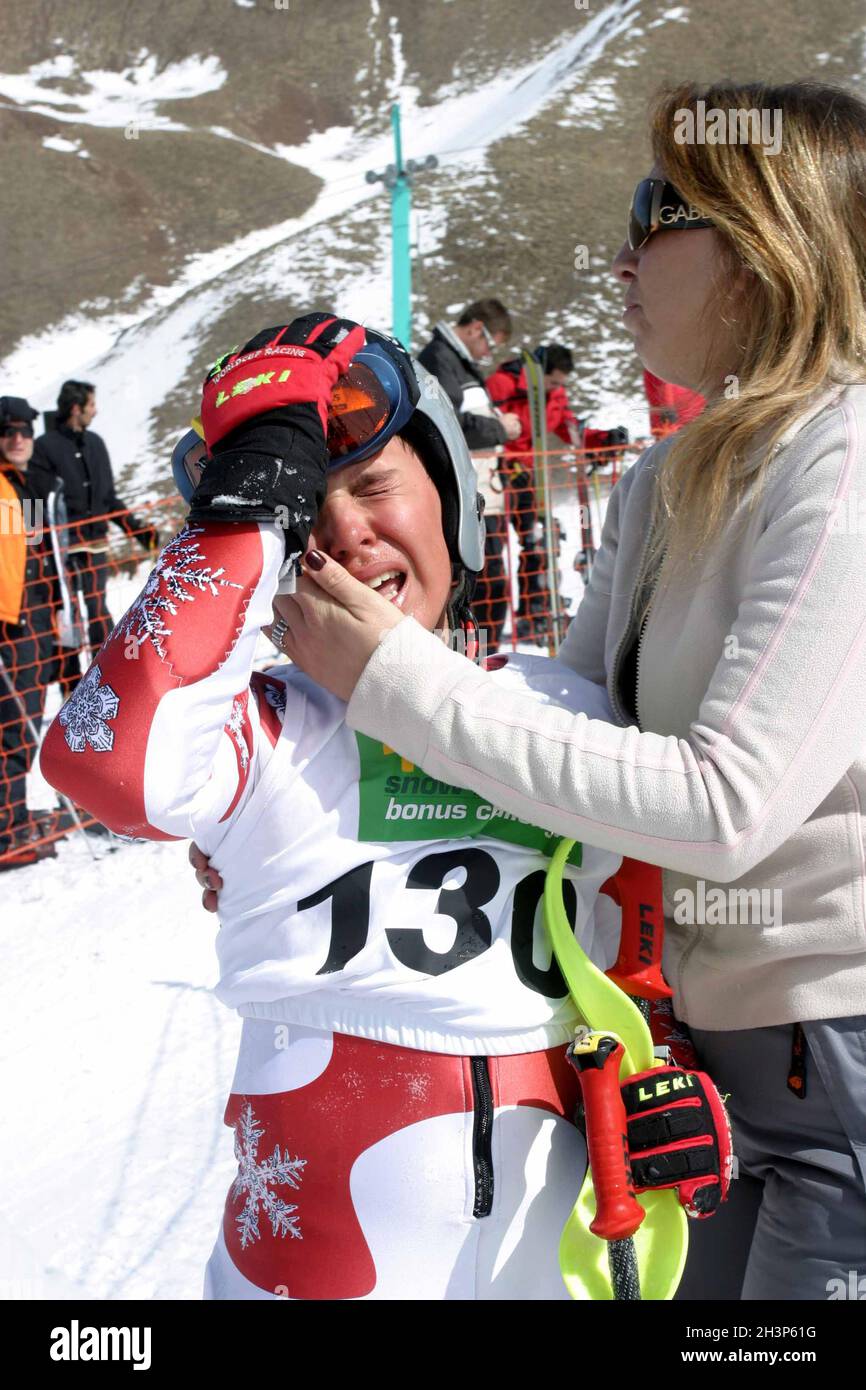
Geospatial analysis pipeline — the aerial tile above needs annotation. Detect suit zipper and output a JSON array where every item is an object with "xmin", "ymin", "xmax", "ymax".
[{"xmin": 470, "ymin": 1056, "xmax": 494, "ymax": 1218}]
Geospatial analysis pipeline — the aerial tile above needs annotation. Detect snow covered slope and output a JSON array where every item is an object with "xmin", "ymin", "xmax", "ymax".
[
  {"xmin": 1, "ymin": 0, "xmax": 649, "ymax": 490},
  {"xmin": 0, "ymin": 835, "xmax": 240, "ymax": 1300}
]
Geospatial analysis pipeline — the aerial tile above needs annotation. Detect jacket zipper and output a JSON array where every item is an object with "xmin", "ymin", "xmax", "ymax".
[
  {"xmin": 470, "ymin": 1056, "xmax": 494, "ymax": 1217},
  {"xmin": 609, "ymin": 522, "xmax": 664, "ymax": 729},
  {"xmin": 610, "ymin": 620, "xmax": 642, "ymax": 726},
  {"xmin": 633, "ymin": 553, "xmax": 664, "ymax": 733}
]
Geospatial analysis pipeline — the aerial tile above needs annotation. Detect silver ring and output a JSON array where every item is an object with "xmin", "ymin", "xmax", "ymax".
[{"xmin": 271, "ymin": 618, "xmax": 289, "ymax": 650}]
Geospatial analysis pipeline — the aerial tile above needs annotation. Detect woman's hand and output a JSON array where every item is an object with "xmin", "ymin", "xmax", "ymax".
[
  {"xmin": 265, "ymin": 550, "xmax": 406, "ymax": 702},
  {"xmin": 189, "ymin": 842, "xmax": 222, "ymax": 913}
]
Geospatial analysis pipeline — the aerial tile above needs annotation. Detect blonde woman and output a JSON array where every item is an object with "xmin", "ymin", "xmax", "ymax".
[{"xmin": 276, "ymin": 82, "xmax": 866, "ymax": 1300}]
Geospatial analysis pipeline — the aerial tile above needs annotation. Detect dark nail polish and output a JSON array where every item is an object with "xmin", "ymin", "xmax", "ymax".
[{"xmin": 306, "ymin": 550, "xmax": 326, "ymax": 571}]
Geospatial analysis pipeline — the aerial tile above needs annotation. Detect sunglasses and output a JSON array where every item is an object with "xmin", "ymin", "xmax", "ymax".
[
  {"xmin": 0, "ymin": 424, "xmax": 34, "ymax": 439},
  {"xmin": 479, "ymin": 323, "xmax": 497, "ymax": 355},
  {"xmin": 628, "ymin": 178, "xmax": 715, "ymax": 251}
]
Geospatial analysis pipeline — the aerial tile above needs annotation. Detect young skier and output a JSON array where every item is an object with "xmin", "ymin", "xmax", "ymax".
[{"xmin": 41, "ymin": 315, "xmax": 728, "ymax": 1300}]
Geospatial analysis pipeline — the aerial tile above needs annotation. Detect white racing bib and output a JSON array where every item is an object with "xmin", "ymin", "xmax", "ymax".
[{"xmin": 209, "ymin": 652, "xmax": 624, "ymax": 1055}]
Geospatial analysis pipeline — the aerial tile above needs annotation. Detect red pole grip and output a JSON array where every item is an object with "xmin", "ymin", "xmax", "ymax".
[
  {"xmin": 602, "ymin": 857, "xmax": 672, "ymax": 1002},
  {"xmin": 569, "ymin": 1033, "xmax": 646, "ymax": 1242}
]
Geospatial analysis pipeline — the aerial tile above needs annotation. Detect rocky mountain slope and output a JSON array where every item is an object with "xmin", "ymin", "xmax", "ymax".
[{"xmin": 0, "ymin": 0, "xmax": 863, "ymax": 490}]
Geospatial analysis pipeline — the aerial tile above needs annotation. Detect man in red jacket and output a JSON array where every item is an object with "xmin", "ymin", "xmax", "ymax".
[{"xmin": 487, "ymin": 346, "xmax": 628, "ymax": 640}]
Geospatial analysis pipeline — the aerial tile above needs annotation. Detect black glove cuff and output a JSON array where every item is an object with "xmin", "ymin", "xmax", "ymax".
[{"xmin": 189, "ymin": 403, "xmax": 328, "ymax": 555}]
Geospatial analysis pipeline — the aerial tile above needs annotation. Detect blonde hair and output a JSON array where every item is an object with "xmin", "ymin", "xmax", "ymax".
[{"xmin": 635, "ymin": 81, "xmax": 866, "ymax": 618}]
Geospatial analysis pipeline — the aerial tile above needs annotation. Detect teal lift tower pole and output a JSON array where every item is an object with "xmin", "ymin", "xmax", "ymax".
[{"xmin": 366, "ymin": 103, "xmax": 437, "ymax": 349}]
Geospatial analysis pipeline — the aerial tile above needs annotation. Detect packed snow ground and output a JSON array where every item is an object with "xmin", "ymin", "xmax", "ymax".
[
  {"xmin": 0, "ymin": 835, "xmax": 240, "ymax": 1300},
  {"xmin": 0, "ymin": 50, "xmax": 227, "ymax": 131}
]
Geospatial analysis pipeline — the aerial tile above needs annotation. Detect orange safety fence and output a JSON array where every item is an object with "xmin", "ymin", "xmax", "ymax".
[
  {"xmin": 0, "ymin": 439, "xmax": 648, "ymax": 869},
  {"xmin": 0, "ymin": 493, "xmax": 185, "ymax": 868},
  {"xmin": 471, "ymin": 439, "xmax": 645, "ymax": 658}
]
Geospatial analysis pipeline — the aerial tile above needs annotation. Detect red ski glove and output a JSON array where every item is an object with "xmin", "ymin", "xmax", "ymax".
[
  {"xmin": 190, "ymin": 312, "xmax": 366, "ymax": 556},
  {"xmin": 620, "ymin": 1065, "xmax": 733, "ymax": 1218},
  {"xmin": 200, "ymin": 313, "xmax": 365, "ymax": 448}
]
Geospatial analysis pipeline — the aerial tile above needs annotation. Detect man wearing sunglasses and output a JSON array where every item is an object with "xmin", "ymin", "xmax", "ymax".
[
  {"xmin": 419, "ymin": 300, "xmax": 523, "ymax": 647},
  {"xmin": 0, "ymin": 397, "xmax": 61, "ymax": 868},
  {"xmin": 417, "ymin": 298, "xmax": 521, "ymax": 449}
]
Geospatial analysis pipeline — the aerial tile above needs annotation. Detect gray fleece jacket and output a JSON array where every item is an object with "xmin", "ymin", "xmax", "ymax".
[{"xmin": 346, "ymin": 382, "xmax": 866, "ymax": 1030}]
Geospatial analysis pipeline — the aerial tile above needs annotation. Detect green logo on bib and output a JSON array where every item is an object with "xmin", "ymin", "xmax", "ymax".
[{"xmin": 355, "ymin": 733, "xmax": 582, "ymax": 865}]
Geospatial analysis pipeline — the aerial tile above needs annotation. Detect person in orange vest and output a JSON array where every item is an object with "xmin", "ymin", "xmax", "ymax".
[
  {"xmin": 0, "ymin": 396, "xmax": 61, "ymax": 869},
  {"xmin": 642, "ymin": 369, "xmax": 705, "ymax": 435}
]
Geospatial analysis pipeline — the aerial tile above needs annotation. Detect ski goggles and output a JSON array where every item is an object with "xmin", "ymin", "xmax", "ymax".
[
  {"xmin": 172, "ymin": 338, "xmax": 420, "ymax": 504},
  {"xmin": 628, "ymin": 178, "xmax": 715, "ymax": 251},
  {"xmin": 172, "ymin": 428, "xmax": 208, "ymax": 502},
  {"xmin": 325, "ymin": 340, "xmax": 417, "ymax": 469}
]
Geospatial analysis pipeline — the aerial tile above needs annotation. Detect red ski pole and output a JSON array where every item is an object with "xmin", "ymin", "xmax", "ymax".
[
  {"xmin": 602, "ymin": 857, "xmax": 672, "ymax": 1004},
  {"xmin": 567, "ymin": 858, "xmax": 673, "ymax": 1298},
  {"xmin": 568, "ymin": 1029, "xmax": 645, "ymax": 1299}
]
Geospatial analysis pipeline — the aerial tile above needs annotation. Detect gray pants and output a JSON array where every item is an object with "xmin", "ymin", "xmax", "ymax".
[{"xmin": 676, "ymin": 1016, "xmax": 866, "ymax": 1301}]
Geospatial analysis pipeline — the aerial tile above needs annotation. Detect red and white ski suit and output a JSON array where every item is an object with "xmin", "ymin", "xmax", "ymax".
[{"xmin": 41, "ymin": 520, "xmax": 662, "ymax": 1300}]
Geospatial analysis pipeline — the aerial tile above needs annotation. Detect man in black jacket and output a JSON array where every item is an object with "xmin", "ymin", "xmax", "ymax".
[
  {"xmin": 418, "ymin": 300, "xmax": 521, "ymax": 647},
  {"xmin": 29, "ymin": 380, "xmax": 158, "ymax": 686},
  {"xmin": 418, "ymin": 299, "xmax": 521, "ymax": 449}
]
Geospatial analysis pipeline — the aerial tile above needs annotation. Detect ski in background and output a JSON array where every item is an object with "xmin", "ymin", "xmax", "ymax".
[
  {"xmin": 42, "ymin": 484, "xmax": 112, "ymax": 855},
  {"xmin": 522, "ymin": 350, "xmax": 562, "ymax": 653},
  {"xmin": 571, "ymin": 419, "xmax": 597, "ymax": 581},
  {"xmin": 45, "ymin": 484, "xmax": 86, "ymax": 654}
]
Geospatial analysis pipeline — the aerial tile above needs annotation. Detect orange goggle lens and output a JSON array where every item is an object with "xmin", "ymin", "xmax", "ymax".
[{"xmin": 326, "ymin": 362, "xmax": 392, "ymax": 460}]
